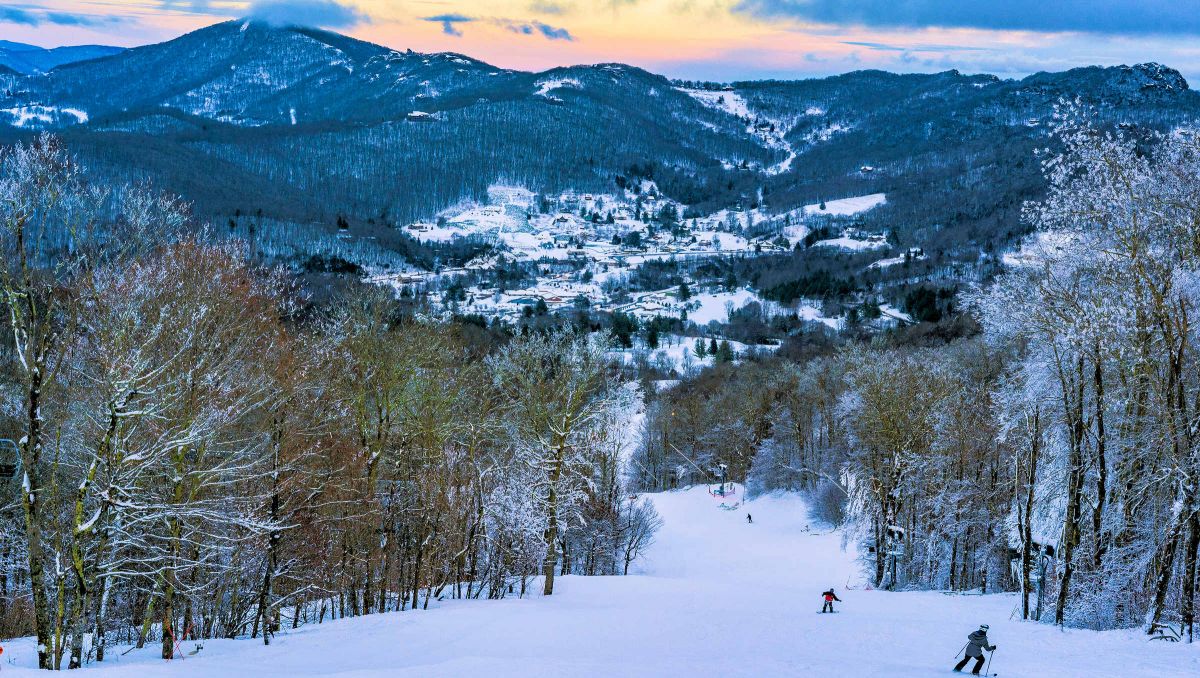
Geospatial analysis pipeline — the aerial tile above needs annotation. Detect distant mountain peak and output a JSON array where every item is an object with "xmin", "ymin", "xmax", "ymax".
[
  {"xmin": 0, "ymin": 40, "xmax": 41, "ymax": 53},
  {"xmin": 1017, "ymin": 62, "xmax": 1190, "ymax": 104},
  {"xmin": 1123, "ymin": 62, "xmax": 1189, "ymax": 91},
  {"xmin": 0, "ymin": 42, "xmax": 124, "ymax": 75}
]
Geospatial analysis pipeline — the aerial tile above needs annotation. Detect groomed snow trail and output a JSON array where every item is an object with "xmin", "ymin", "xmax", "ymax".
[{"xmin": 3, "ymin": 487, "xmax": 1197, "ymax": 676}]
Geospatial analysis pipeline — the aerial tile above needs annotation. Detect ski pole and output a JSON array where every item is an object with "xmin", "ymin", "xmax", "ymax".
[
  {"xmin": 985, "ymin": 648, "xmax": 995, "ymax": 676},
  {"xmin": 954, "ymin": 642, "xmax": 967, "ymax": 659}
]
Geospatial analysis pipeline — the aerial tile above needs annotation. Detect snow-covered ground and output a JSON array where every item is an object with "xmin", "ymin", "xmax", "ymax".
[
  {"xmin": 686, "ymin": 288, "xmax": 761, "ymax": 324},
  {"xmin": 1, "ymin": 487, "xmax": 1195, "ymax": 676},
  {"xmin": 868, "ymin": 248, "xmax": 925, "ymax": 270},
  {"xmin": 804, "ymin": 193, "xmax": 887, "ymax": 216},
  {"xmin": 773, "ymin": 193, "xmax": 887, "ymax": 247},
  {"xmin": 679, "ymin": 87, "xmax": 753, "ymax": 119},
  {"xmin": 879, "ymin": 303, "xmax": 914, "ymax": 324},
  {"xmin": 812, "ymin": 236, "xmax": 888, "ymax": 251},
  {"xmin": 677, "ymin": 87, "xmax": 798, "ymax": 176},
  {"xmin": 610, "ymin": 335, "xmax": 776, "ymax": 372},
  {"xmin": 534, "ymin": 78, "xmax": 581, "ymax": 101},
  {"xmin": 0, "ymin": 105, "xmax": 88, "ymax": 127}
]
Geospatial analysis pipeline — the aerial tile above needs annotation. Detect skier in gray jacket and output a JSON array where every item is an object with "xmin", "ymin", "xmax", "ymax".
[{"xmin": 953, "ymin": 624, "xmax": 996, "ymax": 674}]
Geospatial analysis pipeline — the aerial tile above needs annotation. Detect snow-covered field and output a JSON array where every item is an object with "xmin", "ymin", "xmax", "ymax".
[
  {"xmin": 805, "ymin": 193, "xmax": 887, "ymax": 216},
  {"xmin": 686, "ymin": 288, "xmax": 761, "ymax": 324},
  {"xmin": 610, "ymin": 335, "xmax": 775, "ymax": 372},
  {"xmin": 0, "ymin": 105, "xmax": 88, "ymax": 127},
  {"xmin": 812, "ymin": 236, "xmax": 888, "ymax": 251},
  {"xmin": 2, "ymin": 486, "xmax": 1194, "ymax": 676},
  {"xmin": 534, "ymin": 77, "xmax": 581, "ymax": 100}
]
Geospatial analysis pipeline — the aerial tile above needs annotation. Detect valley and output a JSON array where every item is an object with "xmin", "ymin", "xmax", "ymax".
[
  {"xmin": 2, "ymin": 22, "xmax": 1197, "ymax": 352},
  {"xmin": 3, "ymin": 13, "xmax": 1200, "ymax": 675}
]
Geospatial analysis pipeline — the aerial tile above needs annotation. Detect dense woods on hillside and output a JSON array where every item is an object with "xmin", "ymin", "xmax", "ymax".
[
  {"xmin": 5, "ymin": 21, "xmax": 1197, "ymax": 287},
  {"xmin": 0, "ymin": 135, "xmax": 659, "ymax": 669},
  {"xmin": 635, "ymin": 110, "xmax": 1200, "ymax": 642},
  {"xmin": 5, "ymin": 61, "xmax": 1200, "ymax": 672}
]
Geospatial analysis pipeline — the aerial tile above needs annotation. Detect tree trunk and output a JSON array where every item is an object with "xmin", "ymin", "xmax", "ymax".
[
  {"xmin": 1022, "ymin": 410, "xmax": 1041, "ymax": 620},
  {"xmin": 542, "ymin": 456, "xmax": 562, "ymax": 596},
  {"xmin": 256, "ymin": 434, "xmax": 282, "ymax": 645},
  {"xmin": 1092, "ymin": 346, "xmax": 1108, "ymax": 572},
  {"xmin": 1147, "ymin": 491, "xmax": 1189, "ymax": 634},
  {"xmin": 93, "ymin": 572, "xmax": 111, "ymax": 662},
  {"xmin": 161, "ymin": 584, "xmax": 175, "ymax": 660},
  {"xmin": 1055, "ymin": 356, "xmax": 1086, "ymax": 626},
  {"xmin": 873, "ymin": 519, "xmax": 886, "ymax": 587},
  {"xmin": 162, "ymin": 518, "xmax": 181, "ymax": 659},
  {"xmin": 1182, "ymin": 510, "xmax": 1199, "ymax": 643},
  {"xmin": 135, "ymin": 593, "xmax": 155, "ymax": 649},
  {"xmin": 20, "ymin": 362, "xmax": 55, "ymax": 670}
]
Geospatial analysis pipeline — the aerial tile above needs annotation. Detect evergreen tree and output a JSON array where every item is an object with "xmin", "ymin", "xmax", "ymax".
[
  {"xmin": 716, "ymin": 340, "xmax": 735, "ymax": 363},
  {"xmin": 611, "ymin": 312, "xmax": 638, "ymax": 348}
]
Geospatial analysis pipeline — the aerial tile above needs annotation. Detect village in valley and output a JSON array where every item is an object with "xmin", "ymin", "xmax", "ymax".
[{"xmin": 364, "ymin": 182, "xmax": 922, "ymax": 371}]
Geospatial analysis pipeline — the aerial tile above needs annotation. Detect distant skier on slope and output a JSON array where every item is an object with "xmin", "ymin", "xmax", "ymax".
[
  {"xmin": 746, "ymin": 513, "xmax": 753, "ymax": 524},
  {"xmin": 820, "ymin": 588, "xmax": 841, "ymax": 613},
  {"xmin": 953, "ymin": 624, "xmax": 997, "ymax": 675}
]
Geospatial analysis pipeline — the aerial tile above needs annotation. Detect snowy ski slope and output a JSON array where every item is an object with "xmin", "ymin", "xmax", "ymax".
[{"xmin": 1, "ymin": 487, "xmax": 1195, "ymax": 676}]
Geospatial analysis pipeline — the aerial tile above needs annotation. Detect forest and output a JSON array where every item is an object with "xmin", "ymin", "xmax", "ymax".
[
  {"xmin": 0, "ymin": 135, "xmax": 660, "ymax": 670},
  {"xmin": 6, "ymin": 97, "xmax": 1200, "ymax": 674},
  {"xmin": 633, "ymin": 109, "xmax": 1200, "ymax": 642}
]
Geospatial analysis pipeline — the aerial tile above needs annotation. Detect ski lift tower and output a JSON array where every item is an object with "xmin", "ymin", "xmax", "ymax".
[{"xmin": 717, "ymin": 463, "xmax": 728, "ymax": 496}]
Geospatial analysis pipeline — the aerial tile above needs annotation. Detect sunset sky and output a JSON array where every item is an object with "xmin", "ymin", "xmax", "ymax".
[{"xmin": 4, "ymin": 1, "xmax": 1200, "ymax": 81}]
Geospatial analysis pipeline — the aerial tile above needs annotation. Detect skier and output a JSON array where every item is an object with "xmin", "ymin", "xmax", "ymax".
[
  {"xmin": 820, "ymin": 588, "xmax": 841, "ymax": 613},
  {"xmin": 746, "ymin": 513, "xmax": 753, "ymax": 524},
  {"xmin": 953, "ymin": 624, "xmax": 996, "ymax": 675}
]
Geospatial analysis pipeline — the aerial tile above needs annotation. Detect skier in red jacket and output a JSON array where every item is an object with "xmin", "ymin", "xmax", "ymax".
[{"xmin": 820, "ymin": 588, "xmax": 842, "ymax": 613}]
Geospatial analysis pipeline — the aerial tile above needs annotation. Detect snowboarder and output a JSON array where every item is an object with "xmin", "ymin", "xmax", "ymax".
[
  {"xmin": 746, "ymin": 513, "xmax": 753, "ymax": 524},
  {"xmin": 953, "ymin": 624, "xmax": 996, "ymax": 675},
  {"xmin": 820, "ymin": 588, "xmax": 841, "ymax": 613}
]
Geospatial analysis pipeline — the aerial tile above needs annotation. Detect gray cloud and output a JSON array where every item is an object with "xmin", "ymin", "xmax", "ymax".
[
  {"xmin": 0, "ymin": 6, "xmax": 127, "ymax": 27},
  {"xmin": 842, "ymin": 41, "xmax": 993, "ymax": 53},
  {"xmin": 498, "ymin": 19, "xmax": 574, "ymax": 41},
  {"xmin": 0, "ymin": 8, "xmax": 39, "ymax": 26},
  {"xmin": 159, "ymin": 0, "xmax": 212, "ymax": 12},
  {"xmin": 44, "ymin": 12, "xmax": 122, "ymax": 27},
  {"xmin": 528, "ymin": 1, "xmax": 571, "ymax": 14},
  {"xmin": 427, "ymin": 14, "xmax": 573, "ymax": 41},
  {"xmin": 534, "ymin": 21, "xmax": 572, "ymax": 40},
  {"xmin": 424, "ymin": 13, "xmax": 474, "ymax": 37},
  {"xmin": 736, "ymin": 1, "xmax": 1200, "ymax": 35},
  {"xmin": 248, "ymin": 0, "xmax": 367, "ymax": 29}
]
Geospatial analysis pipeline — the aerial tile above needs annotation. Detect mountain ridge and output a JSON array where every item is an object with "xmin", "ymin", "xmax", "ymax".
[
  {"xmin": 1, "ymin": 19, "xmax": 1198, "ymax": 276},
  {"xmin": 6, "ymin": 20, "xmax": 1192, "ymax": 129},
  {"xmin": 0, "ymin": 41, "xmax": 124, "ymax": 75}
]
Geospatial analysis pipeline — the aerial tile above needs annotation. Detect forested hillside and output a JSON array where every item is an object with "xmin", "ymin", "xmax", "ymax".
[
  {"xmin": 3, "ymin": 14, "xmax": 1200, "ymax": 674},
  {"xmin": 0, "ymin": 136, "xmax": 659, "ymax": 669},
  {"xmin": 2, "ymin": 21, "xmax": 1198, "ymax": 273},
  {"xmin": 634, "ymin": 111, "xmax": 1200, "ymax": 640}
]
